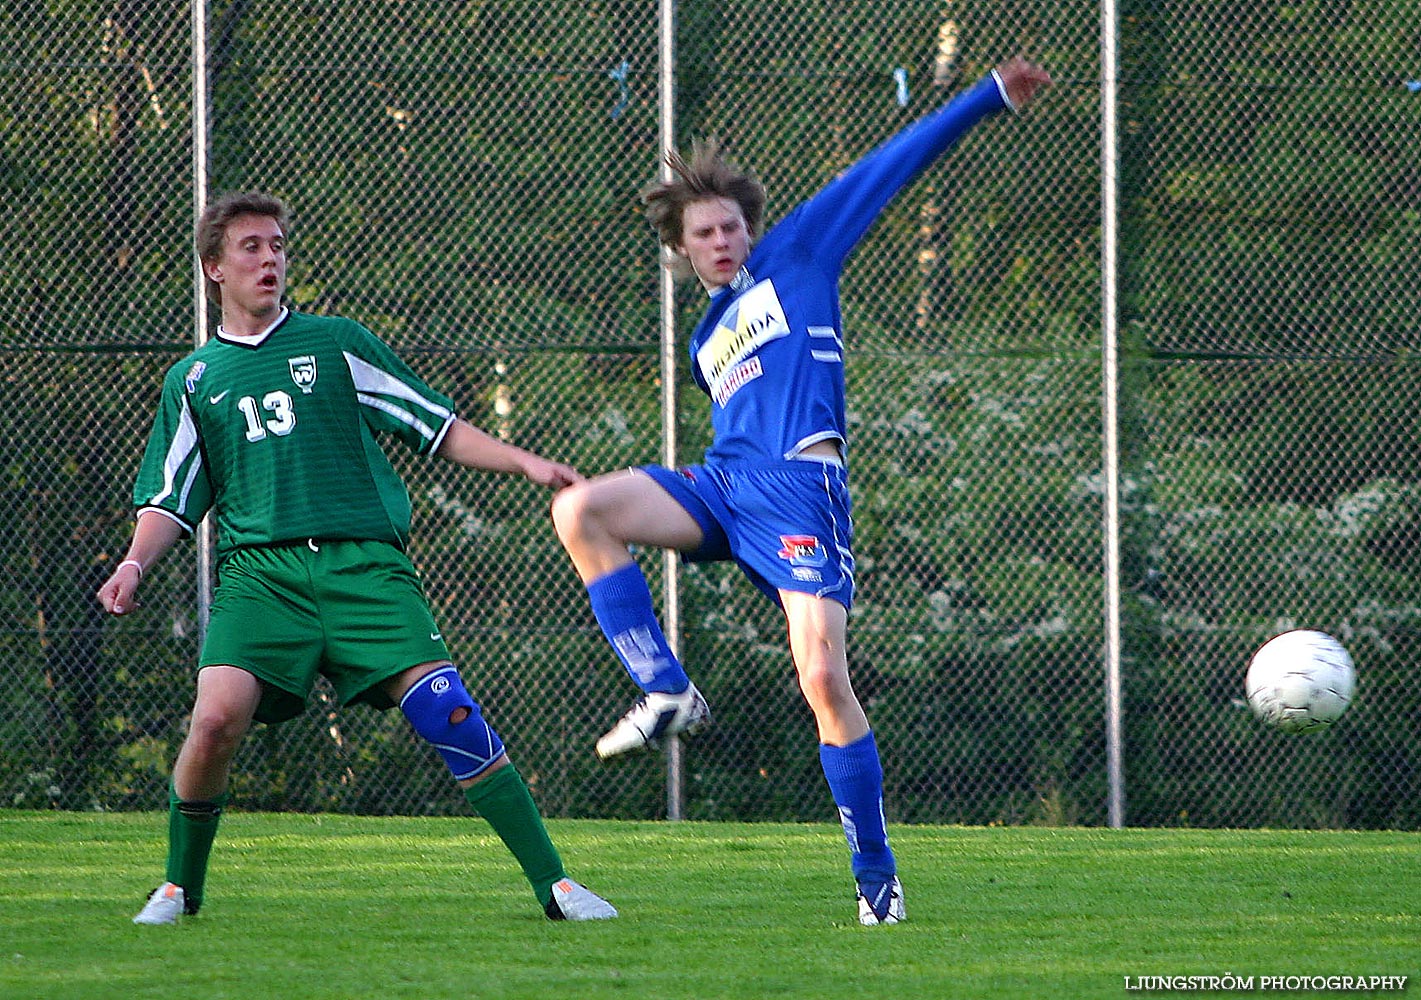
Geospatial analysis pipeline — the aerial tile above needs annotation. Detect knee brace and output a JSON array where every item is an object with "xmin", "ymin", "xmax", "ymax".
[{"xmin": 399, "ymin": 665, "xmax": 506, "ymax": 781}]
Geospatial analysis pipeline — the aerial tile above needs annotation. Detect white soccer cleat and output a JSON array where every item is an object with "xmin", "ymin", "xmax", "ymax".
[
  {"xmin": 595, "ymin": 684, "xmax": 711, "ymax": 759},
  {"xmin": 133, "ymin": 882, "xmax": 185, "ymax": 925},
  {"xmin": 857, "ymin": 876, "xmax": 906, "ymax": 926},
  {"xmin": 545, "ymin": 879, "xmax": 619, "ymax": 921}
]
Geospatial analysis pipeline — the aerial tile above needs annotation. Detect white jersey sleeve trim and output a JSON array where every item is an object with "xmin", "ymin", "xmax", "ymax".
[
  {"xmin": 344, "ymin": 351, "xmax": 453, "ymax": 421},
  {"xmin": 991, "ymin": 68, "xmax": 1016, "ymax": 113},
  {"xmin": 357, "ymin": 393, "xmax": 444, "ymax": 442},
  {"xmin": 428, "ymin": 413, "xmax": 456, "ymax": 454},
  {"xmin": 147, "ymin": 396, "xmax": 204, "ymax": 518},
  {"xmin": 136, "ymin": 505, "xmax": 195, "ymax": 534}
]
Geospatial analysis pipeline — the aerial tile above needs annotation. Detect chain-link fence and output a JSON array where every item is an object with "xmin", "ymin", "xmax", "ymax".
[{"xmin": 2, "ymin": 0, "xmax": 1417, "ymax": 829}]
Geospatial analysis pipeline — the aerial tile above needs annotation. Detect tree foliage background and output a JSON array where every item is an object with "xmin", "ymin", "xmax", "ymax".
[{"xmin": 2, "ymin": 0, "xmax": 1418, "ymax": 829}]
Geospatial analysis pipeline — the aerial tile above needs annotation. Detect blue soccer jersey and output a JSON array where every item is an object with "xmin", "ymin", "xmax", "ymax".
[{"xmin": 687, "ymin": 72, "xmax": 1011, "ymax": 466}]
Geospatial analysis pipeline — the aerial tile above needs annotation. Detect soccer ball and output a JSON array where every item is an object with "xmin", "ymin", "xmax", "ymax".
[{"xmin": 1245, "ymin": 629, "xmax": 1356, "ymax": 734}]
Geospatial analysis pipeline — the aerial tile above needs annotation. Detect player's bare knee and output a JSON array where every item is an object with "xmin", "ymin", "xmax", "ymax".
[
  {"xmin": 550, "ymin": 482, "xmax": 589, "ymax": 542},
  {"xmin": 795, "ymin": 664, "xmax": 833, "ymax": 706},
  {"xmin": 186, "ymin": 705, "xmax": 248, "ymax": 752},
  {"xmin": 797, "ymin": 663, "xmax": 855, "ymax": 711},
  {"xmin": 553, "ymin": 484, "xmax": 631, "ymax": 561}
]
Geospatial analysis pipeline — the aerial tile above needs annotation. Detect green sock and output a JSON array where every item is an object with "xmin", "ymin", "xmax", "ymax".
[
  {"xmin": 165, "ymin": 781, "xmax": 228, "ymax": 913},
  {"xmin": 463, "ymin": 765, "xmax": 566, "ymax": 907}
]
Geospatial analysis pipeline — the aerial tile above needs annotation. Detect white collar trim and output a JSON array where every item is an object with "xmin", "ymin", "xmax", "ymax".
[{"xmin": 217, "ymin": 307, "xmax": 289, "ymax": 346}]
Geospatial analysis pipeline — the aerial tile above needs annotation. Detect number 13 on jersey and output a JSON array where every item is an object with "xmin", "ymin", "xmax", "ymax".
[{"xmin": 237, "ymin": 390, "xmax": 296, "ymax": 441}]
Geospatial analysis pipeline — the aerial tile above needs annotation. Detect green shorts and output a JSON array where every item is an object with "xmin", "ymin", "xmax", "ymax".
[{"xmin": 200, "ymin": 539, "xmax": 451, "ymax": 724}]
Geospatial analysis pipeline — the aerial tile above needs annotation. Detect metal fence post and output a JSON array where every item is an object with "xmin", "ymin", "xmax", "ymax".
[
  {"xmin": 193, "ymin": 0, "xmax": 215, "ymax": 642},
  {"xmin": 1100, "ymin": 0, "xmax": 1126, "ymax": 830},
  {"xmin": 657, "ymin": 0, "xmax": 685, "ymax": 822}
]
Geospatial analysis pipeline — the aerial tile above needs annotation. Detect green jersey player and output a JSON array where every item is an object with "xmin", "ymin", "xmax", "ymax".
[{"xmin": 98, "ymin": 190, "xmax": 616, "ymax": 925}]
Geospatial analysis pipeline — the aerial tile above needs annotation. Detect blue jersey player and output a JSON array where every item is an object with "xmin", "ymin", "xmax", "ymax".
[{"xmin": 552, "ymin": 56, "xmax": 1051, "ymax": 924}]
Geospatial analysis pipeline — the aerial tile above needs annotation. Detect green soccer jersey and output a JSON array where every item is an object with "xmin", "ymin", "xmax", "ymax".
[{"xmin": 133, "ymin": 309, "xmax": 455, "ymax": 561}]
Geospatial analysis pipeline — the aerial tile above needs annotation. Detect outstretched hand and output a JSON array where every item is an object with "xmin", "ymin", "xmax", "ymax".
[
  {"xmin": 523, "ymin": 456, "xmax": 584, "ymax": 491},
  {"xmin": 997, "ymin": 56, "xmax": 1052, "ymax": 111}
]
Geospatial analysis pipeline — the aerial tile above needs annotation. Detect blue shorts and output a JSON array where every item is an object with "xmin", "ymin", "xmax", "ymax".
[{"xmin": 640, "ymin": 460, "xmax": 855, "ymax": 609}]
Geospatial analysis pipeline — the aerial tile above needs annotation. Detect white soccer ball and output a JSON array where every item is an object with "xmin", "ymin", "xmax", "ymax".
[{"xmin": 1245, "ymin": 629, "xmax": 1356, "ymax": 734}]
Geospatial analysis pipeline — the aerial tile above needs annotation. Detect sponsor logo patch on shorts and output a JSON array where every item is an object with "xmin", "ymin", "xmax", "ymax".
[{"xmin": 778, "ymin": 534, "xmax": 827, "ymax": 567}]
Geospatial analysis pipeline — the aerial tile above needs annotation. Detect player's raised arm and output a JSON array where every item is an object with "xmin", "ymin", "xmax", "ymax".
[{"xmin": 784, "ymin": 56, "xmax": 1051, "ymax": 276}]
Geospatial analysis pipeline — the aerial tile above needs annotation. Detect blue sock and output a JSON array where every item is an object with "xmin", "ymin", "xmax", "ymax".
[
  {"xmin": 586, "ymin": 563, "xmax": 690, "ymax": 695},
  {"xmin": 820, "ymin": 731, "xmax": 896, "ymax": 883}
]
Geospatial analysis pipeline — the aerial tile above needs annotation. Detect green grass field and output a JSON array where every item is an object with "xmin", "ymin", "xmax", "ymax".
[{"xmin": 1, "ymin": 811, "xmax": 1415, "ymax": 1000}]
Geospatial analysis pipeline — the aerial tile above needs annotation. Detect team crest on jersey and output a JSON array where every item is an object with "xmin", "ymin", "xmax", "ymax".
[
  {"xmin": 695, "ymin": 278, "xmax": 789, "ymax": 404},
  {"xmin": 183, "ymin": 361, "xmax": 207, "ymax": 394},
  {"xmin": 778, "ymin": 534, "xmax": 827, "ymax": 567},
  {"xmin": 288, "ymin": 355, "xmax": 317, "ymax": 394}
]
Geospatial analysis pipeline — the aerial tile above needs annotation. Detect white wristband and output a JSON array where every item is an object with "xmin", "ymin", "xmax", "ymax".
[
  {"xmin": 991, "ymin": 68, "xmax": 1017, "ymax": 113},
  {"xmin": 117, "ymin": 559, "xmax": 144, "ymax": 579}
]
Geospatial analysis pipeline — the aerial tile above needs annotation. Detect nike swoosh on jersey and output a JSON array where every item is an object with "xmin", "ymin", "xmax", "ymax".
[{"xmin": 208, "ymin": 391, "xmax": 230, "ymax": 404}]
